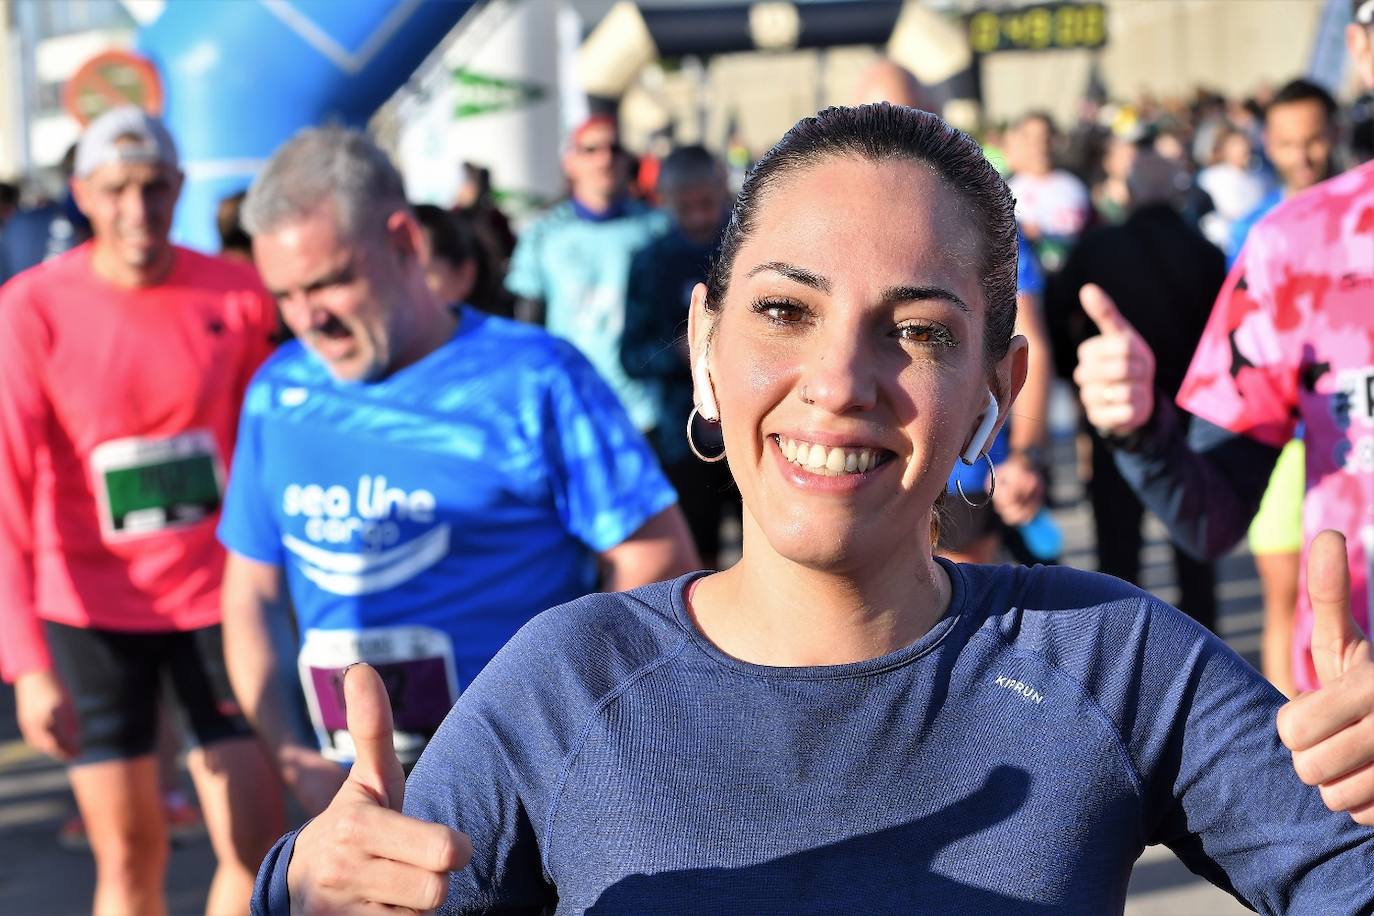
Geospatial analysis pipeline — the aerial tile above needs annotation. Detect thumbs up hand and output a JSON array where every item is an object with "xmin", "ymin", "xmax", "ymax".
[
  {"xmin": 286, "ymin": 664, "xmax": 472, "ymax": 913},
  {"xmin": 1073, "ymin": 284, "xmax": 1157, "ymax": 438},
  {"xmin": 1277, "ymin": 531, "xmax": 1374, "ymax": 825}
]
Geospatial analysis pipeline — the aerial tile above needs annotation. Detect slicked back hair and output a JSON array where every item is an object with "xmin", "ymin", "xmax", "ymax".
[{"xmin": 704, "ymin": 103, "xmax": 1018, "ymax": 361}]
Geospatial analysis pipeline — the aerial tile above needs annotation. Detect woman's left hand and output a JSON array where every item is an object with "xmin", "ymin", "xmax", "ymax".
[{"xmin": 1277, "ymin": 530, "xmax": 1374, "ymax": 825}]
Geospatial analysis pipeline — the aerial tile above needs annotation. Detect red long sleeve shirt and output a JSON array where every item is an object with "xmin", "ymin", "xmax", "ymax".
[{"xmin": 0, "ymin": 244, "xmax": 277, "ymax": 681}]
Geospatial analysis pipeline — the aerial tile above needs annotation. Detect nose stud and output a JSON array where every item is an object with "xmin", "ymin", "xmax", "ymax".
[{"xmin": 801, "ymin": 385, "xmax": 814, "ymax": 404}]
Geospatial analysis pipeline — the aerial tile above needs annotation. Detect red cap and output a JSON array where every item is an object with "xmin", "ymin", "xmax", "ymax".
[{"xmin": 569, "ymin": 114, "xmax": 618, "ymax": 149}]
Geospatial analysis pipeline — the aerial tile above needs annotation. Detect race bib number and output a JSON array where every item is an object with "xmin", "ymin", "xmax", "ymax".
[
  {"xmin": 298, "ymin": 625, "xmax": 460, "ymax": 765},
  {"xmin": 89, "ymin": 430, "xmax": 224, "ymax": 539}
]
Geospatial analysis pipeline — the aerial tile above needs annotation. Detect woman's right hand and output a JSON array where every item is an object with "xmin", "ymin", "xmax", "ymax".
[
  {"xmin": 287, "ymin": 664, "xmax": 472, "ymax": 914},
  {"xmin": 14, "ymin": 669, "xmax": 78, "ymax": 761}
]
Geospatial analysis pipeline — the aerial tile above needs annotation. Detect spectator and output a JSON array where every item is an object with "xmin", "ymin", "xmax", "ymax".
[
  {"xmin": 1189, "ymin": 89, "xmax": 1232, "ymax": 167},
  {"xmin": 1050, "ymin": 147, "xmax": 1226, "ymax": 631},
  {"xmin": 1092, "ymin": 134, "xmax": 1137, "ymax": 226},
  {"xmin": 454, "ymin": 161, "xmax": 516, "ymax": 264},
  {"xmin": 414, "ymin": 203, "xmax": 514, "ymax": 318},
  {"xmin": 1006, "ymin": 111, "xmax": 1090, "ymax": 271},
  {"xmin": 1063, "ymin": 94, "xmax": 1113, "ymax": 187},
  {"xmin": 0, "ymin": 181, "xmax": 19, "ymax": 227},
  {"xmin": 1150, "ymin": 124, "xmax": 1216, "ymax": 230},
  {"xmin": 622, "ymin": 145, "xmax": 738, "ymax": 567},
  {"xmin": 0, "ymin": 146, "xmax": 91, "ymax": 284},
  {"xmin": 1350, "ymin": 90, "xmax": 1374, "ymax": 164},
  {"xmin": 505, "ymin": 114, "xmax": 670, "ymax": 433},
  {"xmin": 1196, "ymin": 127, "xmax": 1270, "ymax": 256},
  {"xmin": 217, "ymin": 190, "xmax": 253, "ymax": 263}
]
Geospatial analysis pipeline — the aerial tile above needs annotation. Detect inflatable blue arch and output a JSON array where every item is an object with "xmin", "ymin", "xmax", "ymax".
[{"xmin": 136, "ymin": 0, "xmax": 472, "ymax": 251}]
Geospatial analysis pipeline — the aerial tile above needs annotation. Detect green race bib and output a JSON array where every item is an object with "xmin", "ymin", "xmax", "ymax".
[{"xmin": 90, "ymin": 431, "xmax": 224, "ymax": 537}]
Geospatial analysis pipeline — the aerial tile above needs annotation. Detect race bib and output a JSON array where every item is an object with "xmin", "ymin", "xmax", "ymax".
[
  {"xmin": 89, "ymin": 430, "xmax": 224, "ymax": 539},
  {"xmin": 298, "ymin": 625, "xmax": 460, "ymax": 765}
]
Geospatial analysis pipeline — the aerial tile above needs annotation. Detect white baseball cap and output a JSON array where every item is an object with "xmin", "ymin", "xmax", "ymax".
[{"xmin": 74, "ymin": 105, "xmax": 179, "ymax": 179}]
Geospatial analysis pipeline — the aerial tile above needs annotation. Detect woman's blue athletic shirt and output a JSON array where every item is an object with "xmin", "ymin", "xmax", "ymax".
[{"xmin": 254, "ymin": 561, "xmax": 1374, "ymax": 914}]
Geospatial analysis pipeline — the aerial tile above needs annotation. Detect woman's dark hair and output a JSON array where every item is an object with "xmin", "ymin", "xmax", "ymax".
[
  {"xmin": 1266, "ymin": 78, "xmax": 1338, "ymax": 123},
  {"xmin": 414, "ymin": 203, "xmax": 477, "ymax": 268},
  {"xmin": 217, "ymin": 190, "xmax": 252, "ymax": 257},
  {"xmin": 413, "ymin": 203, "xmax": 517, "ymax": 318},
  {"xmin": 704, "ymin": 103, "xmax": 1018, "ymax": 360}
]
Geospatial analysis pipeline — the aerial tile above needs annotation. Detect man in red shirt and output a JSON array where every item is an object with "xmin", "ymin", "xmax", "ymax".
[{"xmin": 0, "ymin": 107, "xmax": 284, "ymax": 915}]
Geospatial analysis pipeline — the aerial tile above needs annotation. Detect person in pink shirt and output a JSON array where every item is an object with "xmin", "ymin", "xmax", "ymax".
[
  {"xmin": 0, "ymin": 107, "xmax": 284, "ymax": 915},
  {"xmin": 1076, "ymin": 0, "xmax": 1374, "ymax": 821}
]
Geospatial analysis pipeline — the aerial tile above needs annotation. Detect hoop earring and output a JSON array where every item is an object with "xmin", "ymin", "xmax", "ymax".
[
  {"xmin": 955, "ymin": 452, "xmax": 995, "ymax": 508},
  {"xmin": 687, "ymin": 405, "xmax": 727, "ymax": 463}
]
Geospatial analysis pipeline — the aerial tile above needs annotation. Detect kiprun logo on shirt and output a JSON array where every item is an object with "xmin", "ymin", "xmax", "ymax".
[
  {"xmin": 994, "ymin": 674, "xmax": 1045, "ymax": 705},
  {"xmin": 280, "ymin": 475, "xmax": 449, "ymax": 596}
]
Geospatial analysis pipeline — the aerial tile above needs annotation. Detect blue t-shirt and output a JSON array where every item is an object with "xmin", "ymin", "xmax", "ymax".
[
  {"xmin": 254, "ymin": 562, "xmax": 1374, "ymax": 914},
  {"xmin": 0, "ymin": 198, "xmax": 89, "ymax": 285},
  {"xmin": 1227, "ymin": 187, "xmax": 1283, "ymax": 269},
  {"xmin": 218, "ymin": 308, "xmax": 676, "ymax": 761},
  {"xmin": 505, "ymin": 199, "xmax": 671, "ymax": 432}
]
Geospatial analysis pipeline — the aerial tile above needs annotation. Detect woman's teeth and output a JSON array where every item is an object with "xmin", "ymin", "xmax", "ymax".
[{"xmin": 776, "ymin": 436, "xmax": 884, "ymax": 476}]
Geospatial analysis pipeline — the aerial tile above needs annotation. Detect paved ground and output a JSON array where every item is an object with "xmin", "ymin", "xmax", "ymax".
[{"xmin": 0, "ymin": 416, "xmax": 1265, "ymax": 914}]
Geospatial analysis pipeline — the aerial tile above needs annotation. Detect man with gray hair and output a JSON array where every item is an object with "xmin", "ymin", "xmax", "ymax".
[{"xmin": 217, "ymin": 126, "xmax": 698, "ymax": 813}]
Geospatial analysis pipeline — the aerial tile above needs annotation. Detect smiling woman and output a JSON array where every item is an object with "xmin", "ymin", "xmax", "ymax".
[
  {"xmin": 685, "ymin": 108, "xmax": 1023, "ymax": 634},
  {"xmin": 260, "ymin": 105, "xmax": 1374, "ymax": 916}
]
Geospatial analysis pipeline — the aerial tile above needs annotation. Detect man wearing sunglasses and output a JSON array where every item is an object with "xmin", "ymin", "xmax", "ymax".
[{"xmin": 506, "ymin": 115, "xmax": 670, "ymax": 437}]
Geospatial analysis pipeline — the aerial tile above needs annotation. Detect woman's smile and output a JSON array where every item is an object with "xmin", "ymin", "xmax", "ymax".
[
  {"xmin": 775, "ymin": 435, "xmax": 893, "ymax": 475},
  {"xmin": 767, "ymin": 432, "xmax": 899, "ymax": 497}
]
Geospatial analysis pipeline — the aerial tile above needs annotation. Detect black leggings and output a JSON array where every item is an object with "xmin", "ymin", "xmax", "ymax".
[{"xmin": 1089, "ymin": 432, "xmax": 1218, "ymax": 632}]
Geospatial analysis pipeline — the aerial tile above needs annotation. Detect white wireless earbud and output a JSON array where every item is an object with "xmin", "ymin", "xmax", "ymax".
[
  {"xmin": 960, "ymin": 390, "xmax": 1000, "ymax": 465},
  {"xmin": 693, "ymin": 353, "xmax": 719, "ymax": 421}
]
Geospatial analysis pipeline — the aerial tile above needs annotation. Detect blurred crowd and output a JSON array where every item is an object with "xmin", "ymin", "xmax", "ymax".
[{"xmin": 1, "ymin": 21, "xmax": 1373, "ymax": 911}]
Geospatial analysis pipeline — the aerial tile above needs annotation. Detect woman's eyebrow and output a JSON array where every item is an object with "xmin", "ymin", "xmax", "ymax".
[
  {"xmin": 745, "ymin": 261, "xmax": 832, "ymax": 294},
  {"xmin": 881, "ymin": 285, "xmax": 971, "ymax": 313},
  {"xmin": 744, "ymin": 263, "xmax": 970, "ymax": 314}
]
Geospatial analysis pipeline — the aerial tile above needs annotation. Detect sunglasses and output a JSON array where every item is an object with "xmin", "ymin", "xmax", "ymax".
[{"xmin": 577, "ymin": 141, "xmax": 625, "ymax": 156}]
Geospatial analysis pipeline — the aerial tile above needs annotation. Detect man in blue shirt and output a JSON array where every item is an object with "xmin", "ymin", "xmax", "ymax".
[
  {"xmin": 218, "ymin": 127, "xmax": 698, "ymax": 816},
  {"xmin": 505, "ymin": 115, "xmax": 670, "ymax": 433}
]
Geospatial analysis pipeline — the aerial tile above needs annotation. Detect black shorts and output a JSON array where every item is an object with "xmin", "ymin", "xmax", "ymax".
[{"xmin": 44, "ymin": 621, "xmax": 254, "ymax": 765}]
